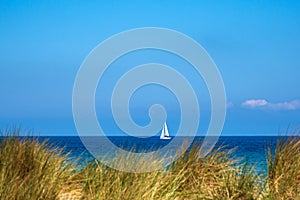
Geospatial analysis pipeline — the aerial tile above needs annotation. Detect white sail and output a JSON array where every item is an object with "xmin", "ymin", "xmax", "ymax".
[
  {"xmin": 164, "ymin": 122, "xmax": 170, "ymax": 137},
  {"xmin": 160, "ymin": 122, "xmax": 171, "ymax": 140}
]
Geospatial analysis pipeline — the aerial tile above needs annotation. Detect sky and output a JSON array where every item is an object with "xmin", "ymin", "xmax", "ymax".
[{"xmin": 0, "ymin": 0, "xmax": 300, "ymax": 136}]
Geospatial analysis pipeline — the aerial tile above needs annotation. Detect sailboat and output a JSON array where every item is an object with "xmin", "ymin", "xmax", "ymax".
[{"xmin": 160, "ymin": 122, "xmax": 171, "ymax": 140}]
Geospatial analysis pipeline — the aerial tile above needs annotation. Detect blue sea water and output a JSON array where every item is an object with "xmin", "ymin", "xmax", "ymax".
[{"xmin": 36, "ymin": 136, "xmax": 280, "ymax": 174}]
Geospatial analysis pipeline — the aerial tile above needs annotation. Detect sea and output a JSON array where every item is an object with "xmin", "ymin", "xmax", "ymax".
[{"xmin": 34, "ymin": 136, "xmax": 282, "ymax": 174}]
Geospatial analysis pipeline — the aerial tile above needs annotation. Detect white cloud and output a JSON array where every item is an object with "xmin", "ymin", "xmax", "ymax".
[
  {"xmin": 268, "ymin": 100, "xmax": 300, "ymax": 110},
  {"xmin": 241, "ymin": 99, "xmax": 268, "ymax": 108},
  {"xmin": 241, "ymin": 99, "xmax": 300, "ymax": 111}
]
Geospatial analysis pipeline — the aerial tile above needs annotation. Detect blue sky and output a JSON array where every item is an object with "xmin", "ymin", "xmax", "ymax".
[{"xmin": 0, "ymin": 0, "xmax": 300, "ymax": 136}]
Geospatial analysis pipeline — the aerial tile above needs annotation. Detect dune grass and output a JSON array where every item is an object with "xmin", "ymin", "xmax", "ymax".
[
  {"xmin": 74, "ymin": 145, "xmax": 262, "ymax": 200},
  {"xmin": 0, "ymin": 128, "xmax": 299, "ymax": 200},
  {"xmin": 266, "ymin": 134, "xmax": 300, "ymax": 199},
  {"xmin": 0, "ymin": 129, "xmax": 78, "ymax": 200}
]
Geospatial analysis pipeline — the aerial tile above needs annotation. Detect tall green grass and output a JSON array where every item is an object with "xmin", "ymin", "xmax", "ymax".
[{"xmin": 0, "ymin": 128, "xmax": 299, "ymax": 199}]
